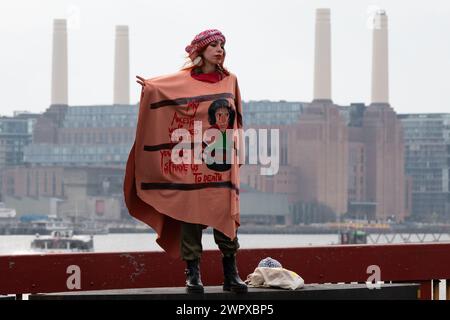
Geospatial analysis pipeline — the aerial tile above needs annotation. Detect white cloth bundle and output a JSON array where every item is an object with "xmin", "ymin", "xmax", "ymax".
[{"xmin": 245, "ymin": 267, "xmax": 305, "ymax": 290}]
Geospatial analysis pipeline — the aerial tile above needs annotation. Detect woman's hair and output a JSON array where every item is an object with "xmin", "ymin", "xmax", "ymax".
[
  {"xmin": 180, "ymin": 45, "xmax": 229, "ymax": 75},
  {"xmin": 180, "ymin": 54, "xmax": 196, "ymax": 70},
  {"xmin": 208, "ymin": 99, "xmax": 236, "ymax": 126}
]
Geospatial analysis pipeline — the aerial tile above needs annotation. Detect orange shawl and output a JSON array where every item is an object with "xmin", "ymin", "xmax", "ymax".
[{"xmin": 124, "ymin": 69, "xmax": 243, "ymax": 258}]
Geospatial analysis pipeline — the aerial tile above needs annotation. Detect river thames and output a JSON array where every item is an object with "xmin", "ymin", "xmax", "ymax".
[{"xmin": 1, "ymin": 232, "xmax": 450, "ymax": 255}]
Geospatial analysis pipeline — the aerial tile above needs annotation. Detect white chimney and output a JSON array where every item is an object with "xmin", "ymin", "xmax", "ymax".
[
  {"xmin": 313, "ymin": 8, "xmax": 332, "ymax": 101},
  {"xmin": 371, "ymin": 10, "xmax": 389, "ymax": 104},
  {"xmin": 51, "ymin": 19, "xmax": 68, "ymax": 105},
  {"xmin": 114, "ymin": 25, "xmax": 130, "ymax": 105}
]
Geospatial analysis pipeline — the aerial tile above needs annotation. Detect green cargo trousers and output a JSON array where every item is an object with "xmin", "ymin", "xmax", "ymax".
[{"xmin": 180, "ymin": 222, "xmax": 240, "ymax": 261}]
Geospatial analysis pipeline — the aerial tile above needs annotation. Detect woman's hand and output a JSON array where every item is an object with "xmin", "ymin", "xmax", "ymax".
[{"xmin": 136, "ymin": 75, "xmax": 146, "ymax": 88}]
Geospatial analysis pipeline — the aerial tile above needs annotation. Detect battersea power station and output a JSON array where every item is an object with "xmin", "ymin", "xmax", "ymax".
[
  {"xmin": 240, "ymin": 9, "xmax": 406, "ymax": 223},
  {"xmin": 0, "ymin": 9, "xmax": 409, "ymax": 225}
]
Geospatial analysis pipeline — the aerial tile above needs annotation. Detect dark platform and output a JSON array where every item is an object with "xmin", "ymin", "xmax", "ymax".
[{"xmin": 29, "ymin": 283, "xmax": 419, "ymax": 300}]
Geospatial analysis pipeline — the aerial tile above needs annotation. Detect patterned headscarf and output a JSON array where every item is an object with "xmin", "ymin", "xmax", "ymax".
[{"xmin": 185, "ymin": 29, "xmax": 226, "ymax": 61}]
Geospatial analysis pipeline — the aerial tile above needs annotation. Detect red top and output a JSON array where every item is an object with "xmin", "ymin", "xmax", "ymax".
[{"xmin": 190, "ymin": 67, "xmax": 226, "ymax": 83}]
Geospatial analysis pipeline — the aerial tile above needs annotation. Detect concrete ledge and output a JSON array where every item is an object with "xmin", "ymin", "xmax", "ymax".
[{"xmin": 30, "ymin": 283, "xmax": 419, "ymax": 300}]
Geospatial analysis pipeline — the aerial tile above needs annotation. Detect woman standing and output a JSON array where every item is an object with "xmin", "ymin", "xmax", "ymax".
[{"xmin": 125, "ymin": 29, "xmax": 247, "ymax": 294}]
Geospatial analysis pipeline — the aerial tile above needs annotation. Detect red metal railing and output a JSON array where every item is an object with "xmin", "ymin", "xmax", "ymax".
[{"xmin": 1, "ymin": 243, "xmax": 449, "ymax": 300}]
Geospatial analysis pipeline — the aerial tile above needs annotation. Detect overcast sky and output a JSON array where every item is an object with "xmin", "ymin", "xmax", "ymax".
[{"xmin": 0, "ymin": 0, "xmax": 449, "ymax": 116}]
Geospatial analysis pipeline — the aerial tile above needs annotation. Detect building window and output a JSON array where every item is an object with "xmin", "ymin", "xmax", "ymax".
[
  {"xmin": 44, "ymin": 172, "xmax": 48, "ymax": 193},
  {"xmin": 52, "ymin": 172, "xmax": 57, "ymax": 196},
  {"xmin": 27, "ymin": 172, "xmax": 30, "ymax": 196},
  {"xmin": 35, "ymin": 171, "xmax": 39, "ymax": 196}
]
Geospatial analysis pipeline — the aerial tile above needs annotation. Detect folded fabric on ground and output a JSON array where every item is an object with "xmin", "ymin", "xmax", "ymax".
[{"xmin": 245, "ymin": 267, "xmax": 305, "ymax": 290}]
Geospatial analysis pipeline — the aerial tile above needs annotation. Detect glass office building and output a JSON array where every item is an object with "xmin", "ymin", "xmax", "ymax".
[{"xmin": 399, "ymin": 114, "xmax": 450, "ymax": 221}]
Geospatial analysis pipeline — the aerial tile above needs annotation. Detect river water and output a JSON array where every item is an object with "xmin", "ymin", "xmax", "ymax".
[{"xmin": 1, "ymin": 232, "xmax": 449, "ymax": 255}]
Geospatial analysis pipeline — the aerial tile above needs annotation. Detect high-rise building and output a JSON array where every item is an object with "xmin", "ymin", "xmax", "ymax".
[
  {"xmin": 0, "ymin": 113, "xmax": 39, "ymax": 168},
  {"xmin": 25, "ymin": 104, "xmax": 137, "ymax": 166},
  {"xmin": 398, "ymin": 114, "xmax": 450, "ymax": 222}
]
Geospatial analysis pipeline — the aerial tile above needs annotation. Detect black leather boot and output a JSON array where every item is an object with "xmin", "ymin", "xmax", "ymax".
[
  {"xmin": 222, "ymin": 255, "xmax": 248, "ymax": 293},
  {"xmin": 185, "ymin": 259, "xmax": 204, "ymax": 293}
]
